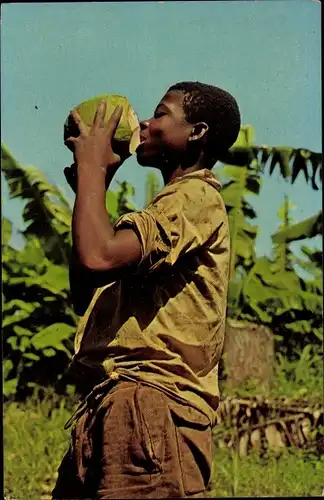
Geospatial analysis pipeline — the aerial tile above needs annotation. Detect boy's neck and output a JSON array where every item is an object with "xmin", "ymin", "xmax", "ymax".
[{"xmin": 162, "ymin": 163, "xmax": 204, "ymax": 185}]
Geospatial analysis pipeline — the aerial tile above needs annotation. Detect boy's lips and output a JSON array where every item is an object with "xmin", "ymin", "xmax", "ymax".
[
  {"xmin": 136, "ymin": 135, "xmax": 148, "ymax": 153},
  {"xmin": 140, "ymin": 134, "xmax": 148, "ymax": 144},
  {"xmin": 136, "ymin": 140, "xmax": 146, "ymax": 154}
]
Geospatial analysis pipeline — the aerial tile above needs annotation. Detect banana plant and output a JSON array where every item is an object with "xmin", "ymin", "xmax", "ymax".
[
  {"xmin": 272, "ymin": 211, "xmax": 322, "ymax": 244},
  {"xmin": 2, "ymin": 218, "xmax": 77, "ymax": 398},
  {"xmin": 145, "ymin": 171, "xmax": 162, "ymax": 206},
  {"xmin": 296, "ymin": 245, "xmax": 322, "ymax": 283},
  {"xmin": 219, "ymin": 127, "xmax": 322, "ymax": 326},
  {"xmin": 216, "ymin": 126, "xmax": 261, "ymax": 311},
  {"xmin": 272, "ymin": 195, "xmax": 296, "ymax": 273},
  {"xmin": 1, "ymin": 143, "xmax": 72, "ymax": 266},
  {"xmin": 231, "ymin": 195, "xmax": 323, "ymax": 351},
  {"xmin": 220, "ymin": 139, "xmax": 322, "ymax": 191}
]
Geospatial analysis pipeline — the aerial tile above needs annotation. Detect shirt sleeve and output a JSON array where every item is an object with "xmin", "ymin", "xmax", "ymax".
[{"xmin": 113, "ymin": 177, "xmax": 227, "ymax": 273}]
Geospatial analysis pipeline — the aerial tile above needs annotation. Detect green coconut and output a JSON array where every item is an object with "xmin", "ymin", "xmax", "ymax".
[{"xmin": 63, "ymin": 94, "xmax": 141, "ymax": 155}]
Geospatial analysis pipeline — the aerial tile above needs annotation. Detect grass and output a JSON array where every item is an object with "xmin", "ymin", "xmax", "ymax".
[
  {"xmin": 4, "ymin": 392, "xmax": 73, "ymax": 500},
  {"xmin": 207, "ymin": 447, "xmax": 324, "ymax": 497},
  {"xmin": 4, "ymin": 389, "xmax": 324, "ymax": 499}
]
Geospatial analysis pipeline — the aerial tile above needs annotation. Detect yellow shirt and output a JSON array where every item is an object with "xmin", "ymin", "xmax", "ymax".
[{"xmin": 71, "ymin": 168, "xmax": 230, "ymax": 425}]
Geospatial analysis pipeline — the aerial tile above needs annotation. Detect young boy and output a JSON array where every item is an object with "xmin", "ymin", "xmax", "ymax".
[{"xmin": 52, "ymin": 81, "xmax": 240, "ymax": 499}]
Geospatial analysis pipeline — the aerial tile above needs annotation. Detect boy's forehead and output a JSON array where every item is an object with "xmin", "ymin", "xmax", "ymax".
[{"xmin": 156, "ymin": 90, "xmax": 185, "ymax": 109}]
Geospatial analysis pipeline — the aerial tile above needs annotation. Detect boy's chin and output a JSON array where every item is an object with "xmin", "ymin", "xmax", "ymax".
[{"xmin": 136, "ymin": 151, "xmax": 159, "ymax": 168}]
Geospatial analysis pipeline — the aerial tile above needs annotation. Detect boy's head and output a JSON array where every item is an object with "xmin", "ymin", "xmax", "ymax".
[{"xmin": 137, "ymin": 81, "xmax": 241, "ymax": 169}]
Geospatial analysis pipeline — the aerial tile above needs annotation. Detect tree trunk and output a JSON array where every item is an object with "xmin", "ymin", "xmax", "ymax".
[{"xmin": 220, "ymin": 318, "xmax": 275, "ymax": 392}]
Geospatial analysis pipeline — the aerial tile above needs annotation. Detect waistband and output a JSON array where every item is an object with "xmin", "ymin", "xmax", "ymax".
[
  {"xmin": 65, "ymin": 369, "xmax": 214, "ymax": 430},
  {"xmin": 64, "ymin": 371, "xmax": 120, "ymax": 430}
]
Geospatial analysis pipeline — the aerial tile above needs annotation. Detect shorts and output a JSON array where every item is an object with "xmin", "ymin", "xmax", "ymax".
[{"xmin": 52, "ymin": 380, "xmax": 212, "ymax": 499}]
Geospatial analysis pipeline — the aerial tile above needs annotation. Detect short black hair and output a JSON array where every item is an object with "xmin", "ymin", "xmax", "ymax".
[{"xmin": 168, "ymin": 81, "xmax": 241, "ymax": 166}]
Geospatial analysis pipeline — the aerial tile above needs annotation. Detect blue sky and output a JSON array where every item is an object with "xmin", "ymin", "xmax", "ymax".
[{"xmin": 1, "ymin": 1, "xmax": 322, "ymax": 257}]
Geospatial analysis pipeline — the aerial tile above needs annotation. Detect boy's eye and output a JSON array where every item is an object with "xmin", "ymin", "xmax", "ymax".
[{"xmin": 154, "ymin": 111, "xmax": 166, "ymax": 119}]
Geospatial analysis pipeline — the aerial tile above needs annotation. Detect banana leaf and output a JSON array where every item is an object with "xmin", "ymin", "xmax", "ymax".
[
  {"xmin": 218, "ymin": 128, "xmax": 322, "ymax": 189},
  {"xmin": 146, "ymin": 172, "xmax": 162, "ymax": 206},
  {"xmin": 272, "ymin": 211, "xmax": 322, "ymax": 244}
]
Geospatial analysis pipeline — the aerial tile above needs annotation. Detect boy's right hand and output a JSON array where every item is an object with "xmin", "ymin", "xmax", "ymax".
[{"xmin": 64, "ymin": 163, "xmax": 77, "ymax": 193}]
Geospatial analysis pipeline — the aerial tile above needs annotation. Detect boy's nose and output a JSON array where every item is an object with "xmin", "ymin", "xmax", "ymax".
[{"xmin": 140, "ymin": 120, "xmax": 150, "ymax": 131}]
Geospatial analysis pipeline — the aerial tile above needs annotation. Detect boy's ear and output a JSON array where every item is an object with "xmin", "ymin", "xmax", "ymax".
[{"xmin": 188, "ymin": 122, "xmax": 209, "ymax": 142}]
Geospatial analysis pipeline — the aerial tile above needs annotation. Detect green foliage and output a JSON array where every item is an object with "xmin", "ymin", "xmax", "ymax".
[
  {"xmin": 272, "ymin": 210, "xmax": 322, "ymax": 244},
  {"xmin": 105, "ymin": 190, "xmax": 119, "ymax": 221},
  {"xmin": 31, "ymin": 323, "xmax": 74, "ymax": 355},
  {"xmin": 296, "ymin": 245, "xmax": 322, "ymax": 281},
  {"xmin": 2, "ymin": 216, "xmax": 12, "ymax": 245},
  {"xmin": 1, "ymin": 143, "xmax": 72, "ymax": 266},
  {"xmin": 2, "ymin": 222, "xmax": 77, "ymax": 399},
  {"xmin": 224, "ymin": 170, "xmax": 322, "ymax": 352},
  {"xmin": 106, "ymin": 180, "xmax": 137, "ymax": 223},
  {"xmin": 232, "ymin": 249, "xmax": 322, "ymax": 353},
  {"xmin": 145, "ymin": 171, "xmax": 162, "ymax": 205},
  {"xmin": 216, "ymin": 126, "xmax": 261, "ymax": 280},
  {"xmin": 272, "ymin": 345, "xmax": 323, "ymax": 399},
  {"xmin": 272, "ymin": 195, "xmax": 295, "ymax": 272},
  {"xmin": 219, "ymin": 164, "xmax": 260, "ymax": 277},
  {"xmin": 115, "ymin": 180, "xmax": 137, "ymax": 216},
  {"xmin": 239, "ymin": 256, "xmax": 301, "ymax": 321}
]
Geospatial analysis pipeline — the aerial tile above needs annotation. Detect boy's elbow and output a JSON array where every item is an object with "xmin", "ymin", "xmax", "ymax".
[
  {"xmin": 78, "ymin": 252, "xmax": 114, "ymax": 273},
  {"xmin": 75, "ymin": 230, "xmax": 142, "ymax": 275}
]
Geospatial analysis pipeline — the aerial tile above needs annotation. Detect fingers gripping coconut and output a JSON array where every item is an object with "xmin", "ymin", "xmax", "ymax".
[{"xmin": 63, "ymin": 94, "xmax": 141, "ymax": 191}]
